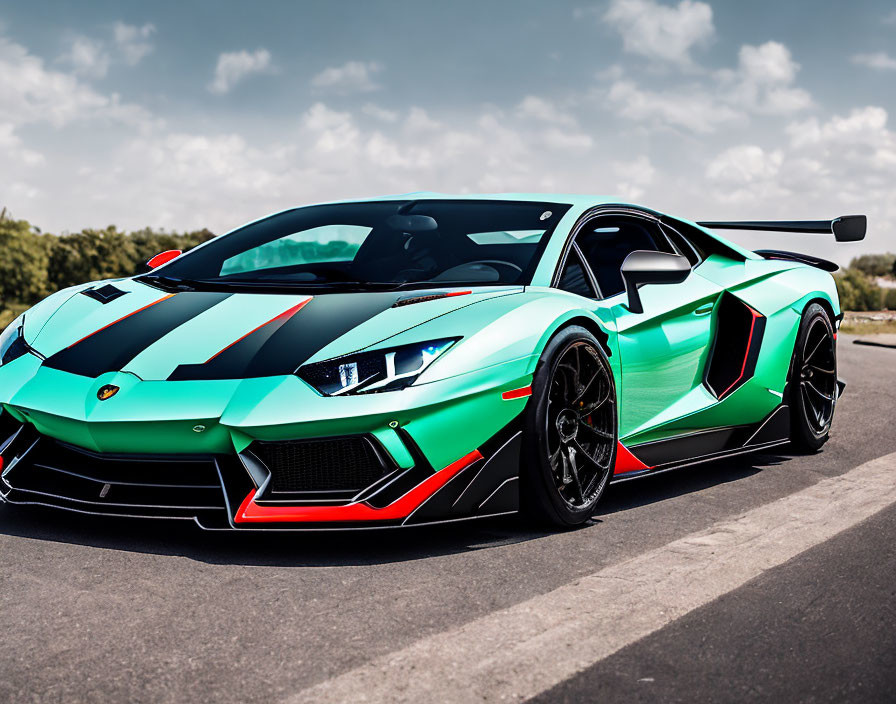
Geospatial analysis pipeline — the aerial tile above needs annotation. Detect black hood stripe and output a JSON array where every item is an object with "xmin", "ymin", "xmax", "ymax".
[
  {"xmin": 167, "ymin": 293, "xmax": 402, "ymax": 381},
  {"xmin": 167, "ymin": 298, "xmax": 312, "ymax": 381},
  {"xmin": 44, "ymin": 292, "xmax": 232, "ymax": 378}
]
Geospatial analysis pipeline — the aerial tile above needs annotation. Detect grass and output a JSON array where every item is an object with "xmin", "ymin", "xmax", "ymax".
[
  {"xmin": 840, "ymin": 310, "xmax": 896, "ymax": 335},
  {"xmin": 840, "ymin": 319, "xmax": 896, "ymax": 335}
]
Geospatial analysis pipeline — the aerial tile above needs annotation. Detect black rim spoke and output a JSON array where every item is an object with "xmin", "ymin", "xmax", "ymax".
[
  {"xmin": 799, "ymin": 318, "xmax": 836, "ymax": 434},
  {"xmin": 803, "ymin": 379, "xmax": 835, "ymax": 402},
  {"xmin": 544, "ymin": 341, "xmax": 616, "ymax": 511},
  {"xmin": 578, "ymin": 421, "xmax": 613, "ymax": 440}
]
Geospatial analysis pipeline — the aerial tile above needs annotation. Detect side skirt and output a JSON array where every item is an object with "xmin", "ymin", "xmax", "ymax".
[{"xmin": 610, "ymin": 404, "xmax": 791, "ymax": 484}]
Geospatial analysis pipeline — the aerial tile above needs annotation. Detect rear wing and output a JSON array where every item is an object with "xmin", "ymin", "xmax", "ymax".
[{"xmin": 696, "ymin": 215, "xmax": 866, "ymax": 242}]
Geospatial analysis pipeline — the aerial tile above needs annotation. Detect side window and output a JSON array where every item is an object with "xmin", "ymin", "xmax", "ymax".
[
  {"xmin": 557, "ymin": 248, "xmax": 597, "ymax": 298},
  {"xmin": 575, "ymin": 216, "xmax": 668, "ymax": 298},
  {"xmin": 661, "ymin": 224, "xmax": 702, "ymax": 267}
]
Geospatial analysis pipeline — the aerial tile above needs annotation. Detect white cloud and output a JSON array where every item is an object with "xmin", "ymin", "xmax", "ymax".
[
  {"xmin": 543, "ymin": 128, "xmax": 594, "ymax": 151},
  {"xmin": 302, "ymin": 102, "xmax": 361, "ymax": 154},
  {"xmin": 0, "ymin": 36, "xmax": 154, "ymax": 130},
  {"xmin": 59, "ymin": 22, "xmax": 154, "ymax": 79},
  {"xmin": 787, "ymin": 106, "xmax": 890, "ymax": 149},
  {"xmin": 738, "ymin": 42, "xmax": 798, "ymax": 85},
  {"xmin": 61, "ymin": 36, "xmax": 110, "ymax": 78},
  {"xmin": 701, "ymin": 107, "xmax": 896, "ymax": 221},
  {"xmin": 703, "ymin": 145, "xmax": 788, "ymax": 204},
  {"xmin": 517, "ymin": 95, "xmax": 576, "ymax": 127},
  {"xmin": 311, "ymin": 60, "xmax": 382, "ymax": 94},
  {"xmin": 605, "ymin": 40, "xmax": 810, "ymax": 136},
  {"xmin": 719, "ymin": 42, "xmax": 812, "ymax": 115},
  {"xmin": 613, "ymin": 155, "xmax": 655, "ymax": 200},
  {"xmin": 706, "ymin": 145, "xmax": 783, "ymax": 184},
  {"xmin": 3, "ymin": 23, "xmax": 894, "ymax": 262},
  {"xmin": 0, "ymin": 122, "xmax": 44, "ymax": 165},
  {"xmin": 608, "ymin": 79, "xmax": 741, "ymax": 133},
  {"xmin": 208, "ymin": 48, "xmax": 273, "ymax": 94},
  {"xmin": 362, "ymin": 103, "xmax": 398, "ymax": 122},
  {"xmin": 112, "ymin": 22, "xmax": 155, "ymax": 66},
  {"xmin": 405, "ymin": 107, "xmax": 441, "ymax": 132},
  {"xmin": 604, "ymin": 0, "xmax": 714, "ymax": 68},
  {"xmin": 852, "ymin": 52, "xmax": 896, "ymax": 71}
]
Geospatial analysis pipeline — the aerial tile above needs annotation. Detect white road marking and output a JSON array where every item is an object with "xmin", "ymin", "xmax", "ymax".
[{"xmin": 290, "ymin": 452, "xmax": 896, "ymax": 704}]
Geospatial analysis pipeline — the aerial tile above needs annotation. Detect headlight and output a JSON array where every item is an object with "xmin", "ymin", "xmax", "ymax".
[
  {"xmin": 0, "ymin": 316, "xmax": 28, "ymax": 367},
  {"xmin": 298, "ymin": 338, "xmax": 458, "ymax": 395}
]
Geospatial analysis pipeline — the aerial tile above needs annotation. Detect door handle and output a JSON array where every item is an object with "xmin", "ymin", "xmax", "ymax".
[{"xmin": 694, "ymin": 303, "xmax": 714, "ymax": 316}]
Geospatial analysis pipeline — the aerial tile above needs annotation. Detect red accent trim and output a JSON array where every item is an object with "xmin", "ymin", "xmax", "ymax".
[
  {"xmin": 66, "ymin": 294, "xmax": 175, "ymax": 349},
  {"xmin": 613, "ymin": 442, "xmax": 651, "ymax": 475},
  {"xmin": 147, "ymin": 250, "xmax": 182, "ymax": 269},
  {"xmin": 502, "ymin": 385, "xmax": 533, "ymax": 400},
  {"xmin": 718, "ymin": 305, "xmax": 761, "ymax": 400},
  {"xmin": 0, "ymin": 456, "xmax": 4, "ymax": 472},
  {"xmin": 205, "ymin": 298, "xmax": 312, "ymax": 362},
  {"xmin": 235, "ymin": 449, "xmax": 484, "ymax": 524},
  {"xmin": 445, "ymin": 290, "xmax": 473, "ymax": 297}
]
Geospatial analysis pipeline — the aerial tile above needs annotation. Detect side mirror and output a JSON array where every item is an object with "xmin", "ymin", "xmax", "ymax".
[
  {"xmin": 147, "ymin": 250, "xmax": 182, "ymax": 269},
  {"xmin": 621, "ymin": 251, "xmax": 691, "ymax": 314}
]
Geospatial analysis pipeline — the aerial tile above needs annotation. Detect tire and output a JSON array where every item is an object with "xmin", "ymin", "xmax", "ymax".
[
  {"xmin": 789, "ymin": 303, "xmax": 838, "ymax": 452},
  {"xmin": 521, "ymin": 326, "xmax": 618, "ymax": 528}
]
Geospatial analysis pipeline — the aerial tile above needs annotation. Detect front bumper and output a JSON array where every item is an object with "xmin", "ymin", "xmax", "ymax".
[
  {"xmin": 0, "ymin": 415, "xmax": 523, "ymax": 529},
  {"xmin": 0, "ymin": 356, "xmax": 533, "ymax": 529}
]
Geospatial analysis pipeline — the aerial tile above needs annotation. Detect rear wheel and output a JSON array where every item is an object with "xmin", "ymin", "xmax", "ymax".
[
  {"xmin": 521, "ymin": 326, "xmax": 617, "ymax": 528},
  {"xmin": 789, "ymin": 303, "xmax": 837, "ymax": 452}
]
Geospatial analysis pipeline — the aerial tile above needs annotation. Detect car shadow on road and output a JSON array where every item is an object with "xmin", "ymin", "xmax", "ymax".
[{"xmin": 0, "ymin": 451, "xmax": 792, "ymax": 567}]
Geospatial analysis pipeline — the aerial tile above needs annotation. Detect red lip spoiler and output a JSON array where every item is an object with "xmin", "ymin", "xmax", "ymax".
[{"xmin": 235, "ymin": 449, "xmax": 484, "ymax": 524}]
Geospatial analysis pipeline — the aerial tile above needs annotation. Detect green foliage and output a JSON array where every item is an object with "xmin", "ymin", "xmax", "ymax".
[
  {"xmin": 883, "ymin": 288, "xmax": 896, "ymax": 311},
  {"xmin": 0, "ymin": 216, "xmax": 53, "ymax": 307},
  {"xmin": 834, "ymin": 268, "xmax": 882, "ymax": 312},
  {"xmin": 128, "ymin": 227, "xmax": 215, "ymax": 265},
  {"xmin": 849, "ymin": 253, "xmax": 896, "ymax": 278},
  {"xmin": 0, "ymin": 209, "xmax": 215, "ymax": 323},
  {"xmin": 46, "ymin": 226, "xmax": 215, "ymax": 290},
  {"xmin": 47, "ymin": 227, "xmax": 139, "ymax": 290}
]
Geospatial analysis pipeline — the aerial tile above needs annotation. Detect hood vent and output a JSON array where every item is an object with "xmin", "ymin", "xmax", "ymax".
[
  {"xmin": 392, "ymin": 290, "xmax": 472, "ymax": 308},
  {"xmin": 81, "ymin": 284, "xmax": 128, "ymax": 304}
]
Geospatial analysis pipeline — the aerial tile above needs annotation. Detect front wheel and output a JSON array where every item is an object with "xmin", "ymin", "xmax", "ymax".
[
  {"xmin": 789, "ymin": 303, "xmax": 837, "ymax": 452},
  {"xmin": 521, "ymin": 326, "xmax": 617, "ymax": 528}
]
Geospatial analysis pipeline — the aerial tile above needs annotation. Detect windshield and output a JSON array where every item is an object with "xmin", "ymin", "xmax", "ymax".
[{"xmin": 145, "ymin": 199, "xmax": 570, "ymax": 291}]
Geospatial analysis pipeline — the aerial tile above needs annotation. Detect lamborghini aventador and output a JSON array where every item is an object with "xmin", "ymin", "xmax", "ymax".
[{"xmin": 0, "ymin": 194, "xmax": 865, "ymax": 529}]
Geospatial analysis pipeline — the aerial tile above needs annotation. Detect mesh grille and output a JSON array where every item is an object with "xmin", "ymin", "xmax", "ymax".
[{"xmin": 254, "ymin": 437, "xmax": 388, "ymax": 493}]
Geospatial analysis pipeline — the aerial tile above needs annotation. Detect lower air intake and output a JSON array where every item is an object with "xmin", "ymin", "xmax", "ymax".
[{"xmin": 252, "ymin": 436, "xmax": 391, "ymax": 493}]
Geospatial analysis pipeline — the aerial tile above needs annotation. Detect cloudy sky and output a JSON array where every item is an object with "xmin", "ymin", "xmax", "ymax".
[{"xmin": 1, "ymin": 0, "xmax": 895, "ymax": 262}]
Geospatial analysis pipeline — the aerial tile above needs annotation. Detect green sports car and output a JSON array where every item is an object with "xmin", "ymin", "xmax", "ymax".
[{"xmin": 0, "ymin": 195, "xmax": 865, "ymax": 529}]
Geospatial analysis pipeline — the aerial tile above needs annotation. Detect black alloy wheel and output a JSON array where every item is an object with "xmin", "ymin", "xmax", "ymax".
[
  {"xmin": 790, "ymin": 303, "xmax": 837, "ymax": 451},
  {"xmin": 522, "ymin": 326, "xmax": 617, "ymax": 527}
]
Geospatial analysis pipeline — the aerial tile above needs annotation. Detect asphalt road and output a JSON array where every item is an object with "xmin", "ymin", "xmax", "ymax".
[{"xmin": 1, "ymin": 335, "xmax": 894, "ymax": 703}]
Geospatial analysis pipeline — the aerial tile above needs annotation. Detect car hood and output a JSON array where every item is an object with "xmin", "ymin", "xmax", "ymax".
[{"xmin": 27, "ymin": 279, "xmax": 522, "ymax": 382}]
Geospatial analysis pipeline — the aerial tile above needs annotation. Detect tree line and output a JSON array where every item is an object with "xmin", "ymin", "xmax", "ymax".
[
  {"xmin": 0, "ymin": 209, "xmax": 213, "ymax": 318},
  {"xmin": 0, "ymin": 209, "xmax": 894, "ymax": 325}
]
